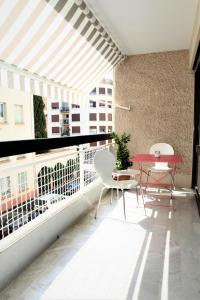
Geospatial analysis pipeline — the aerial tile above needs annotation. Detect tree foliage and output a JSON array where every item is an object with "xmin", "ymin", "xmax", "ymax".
[
  {"xmin": 111, "ymin": 132, "xmax": 132, "ymax": 170},
  {"xmin": 38, "ymin": 166, "xmax": 53, "ymax": 195},
  {"xmin": 53, "ymin": 163, "xmax": 66, "ymax": 190},
  {"xmin": 33, "ymin": 95, "xmax": 47, "ymax": 138}
]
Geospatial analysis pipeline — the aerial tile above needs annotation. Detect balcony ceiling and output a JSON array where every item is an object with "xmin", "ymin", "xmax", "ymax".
[{"xmin": 86, "ymin": 0, "xmax": 199, "ymax": 55}]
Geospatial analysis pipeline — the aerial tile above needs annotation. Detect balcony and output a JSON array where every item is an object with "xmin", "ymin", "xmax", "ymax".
[
  {"xmin": 60, "ymin": 107, "xmax": 70, "ymax": 113},
  {"xmin": 61, "ymin": 119, "xmax": 70, "ymax": 126},
  {"xmin": 0, "ymin": 135, "xmax": 111, "ymax": 284},
  {"xmin": 0, "ymin": 132, "xmax": 199, "ymax": 300},
  {"xmin": 0, "ymin": 185, "xmax": 197, "ymax": 299},
  {"xmin": 0, "ymin": 0, "xmax": 200, "ymax": 298}
]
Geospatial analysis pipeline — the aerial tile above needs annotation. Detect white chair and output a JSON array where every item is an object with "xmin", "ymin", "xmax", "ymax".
[
  {"xmin": 146, "ymin": 143, "xmax": 175, "ymax": 197},
  {"xmin": 94, "ymin": 149, "xmax": 146, "ymax": 219},
  {"xmin": 149, "ymin": 143, "xmax": 174, "ymax": 171}
]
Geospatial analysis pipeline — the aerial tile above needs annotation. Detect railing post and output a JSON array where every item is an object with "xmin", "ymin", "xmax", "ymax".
[{"xmin": 79, "ymin": 145, "xmax": 84, "ymax": 190}]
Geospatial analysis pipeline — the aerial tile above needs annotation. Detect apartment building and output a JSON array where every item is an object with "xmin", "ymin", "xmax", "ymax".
[
  {"xmin": 0, "ymin": 86, "xmax": 79, "ymax": 232},
  {"xmin": 48, "ymin": 98, "xmax": 70, "ymax": 138},
  {"xmin": 48, "ymin": 79, "xmax": 114, "ymax": 142},
  {"xmin": 0, "ymin": 78, "xmax": 113, "ymax": 218},
  {"xmin": 0, "ymin": 86, "xmax": 35, "ymax": 213}
]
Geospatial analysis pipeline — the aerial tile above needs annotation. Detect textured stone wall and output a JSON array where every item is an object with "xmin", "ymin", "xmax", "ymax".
[{"xmin": 114, "ymin": 50, "xmax": 194, "ymax": 187}]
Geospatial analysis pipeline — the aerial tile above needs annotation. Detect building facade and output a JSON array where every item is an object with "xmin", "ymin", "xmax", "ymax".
[{"xmin": 47, "ymin": 79, "xmax": 114, "ymax": 145}]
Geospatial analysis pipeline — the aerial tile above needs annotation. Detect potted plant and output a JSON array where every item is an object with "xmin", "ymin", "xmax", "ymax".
[{"xmin": 111, "ymin": 132, "xmax": 132, "ymax": 180}]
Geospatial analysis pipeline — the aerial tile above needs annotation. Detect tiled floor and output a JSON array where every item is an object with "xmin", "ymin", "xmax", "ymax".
[{"xmin": 1, "ymin": 188, "xmax": 200, "ymax": 300}]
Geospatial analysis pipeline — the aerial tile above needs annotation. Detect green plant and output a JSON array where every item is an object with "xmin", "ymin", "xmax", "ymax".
[
  {"xmin": 111, "ymin": 132, "xmax": 132, "ymax": 170},
  {"xmin": 33, "ymin": 95, "xmax": 47, "ymax": 138},
  {"xmin": 53, "ymin": 163, "xmax": 66, "ymax": 190}
]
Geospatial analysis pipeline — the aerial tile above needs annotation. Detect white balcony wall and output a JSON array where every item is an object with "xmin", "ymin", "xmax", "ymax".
[{"xmin": 0, "ymin": 179, "xmax": 104, "ymax": 290}]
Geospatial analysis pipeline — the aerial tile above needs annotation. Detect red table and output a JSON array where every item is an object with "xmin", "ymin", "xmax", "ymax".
[
  {"xmin": 130, "ymin": 154, "xmax": 183, "ymax": 209},
  {"xmin": 131, "ymin": 154, "xmax": 183, "ymax": 164}
]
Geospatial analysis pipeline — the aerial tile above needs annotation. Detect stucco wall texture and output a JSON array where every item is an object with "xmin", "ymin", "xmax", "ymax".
[{"xmin": 114, "ymin": 50, "xmax": 194, "ymax": 187}]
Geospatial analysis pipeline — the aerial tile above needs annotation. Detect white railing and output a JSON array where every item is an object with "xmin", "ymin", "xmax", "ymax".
[{"xmin": 0, "ymin": 144, "xmax": 110, "ymax": 240}]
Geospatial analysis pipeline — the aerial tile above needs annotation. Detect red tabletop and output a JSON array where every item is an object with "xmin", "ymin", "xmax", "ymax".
[{"xmin": 130, "ymin": 154, "xmax": 183, "ymax": 164}]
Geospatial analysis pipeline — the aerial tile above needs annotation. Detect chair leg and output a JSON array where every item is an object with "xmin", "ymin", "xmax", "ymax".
[
  {"xmin": 145, "ymin": 170, "xmax": 150, "ymax": 193},
  {"xmin": 117, "ymin": 188, "xmax": 119, "ymax": 199},
  {"xmin": 95, "ymin": 186, "xmax": 106, "ymax": 219},
  {"xmin": 136, "ymin": 185, "xmax": 139, "ymax": 207},
  {"xmin": 122, "ymin": 189, "xmax": 126, "ymax": 220},
  {"xmin": 170, "ymin": 172, "xmax": 173, "ymax": 200},
  {"xmin": 110, "ymin": 188, "xmax": 113, "ymax": 205},
  {"xmin": 141, "ymin": 187, "xmax": 147, "ymax": 216}
]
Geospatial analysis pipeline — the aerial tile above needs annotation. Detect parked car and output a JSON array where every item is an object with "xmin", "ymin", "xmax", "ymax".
[
  {"xmin": 34, "ymin": 193, "xmax": 67, "ymax": 213},
  {"xmin": 6, "ymin": 213, "xmax": 29, "ymax": 233}
]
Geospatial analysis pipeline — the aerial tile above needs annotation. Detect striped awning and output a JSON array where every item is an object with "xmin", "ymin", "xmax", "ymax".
[{"xmin": 0, "ymin": 0, "xmax": 124, "ymax": 95}]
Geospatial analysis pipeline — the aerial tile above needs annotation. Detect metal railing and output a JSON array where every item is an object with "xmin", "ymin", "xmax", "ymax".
[
  {"xmin": 61, "ymin": 119, "xmax": 70, "ymax": 125},
  {"xmin": 0, "ymin": 134, "xmax": 111, "ymax": 240},
  {"xmin": 60, "ymin": 107, "xmax": 70, "ymax": 113}
]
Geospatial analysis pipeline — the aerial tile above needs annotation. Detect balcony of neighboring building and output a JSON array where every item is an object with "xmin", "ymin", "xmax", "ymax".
[
  {"xmin": 60, "ymin": 103, "xmax": 70, "ymax": 113},
  {"xmin": 61, "ymin": 118, "xmax": 70, "ymax": 126}
]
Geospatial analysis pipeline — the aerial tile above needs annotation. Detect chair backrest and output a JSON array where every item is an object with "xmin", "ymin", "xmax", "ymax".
[
  {"xmin": 149, "ymin": 143, "xmax": 174, "ymax": 155},
  {"xmin": 149, "ymin": 143, "xmax": 174, "ymax": 169},
  {"xmin": 94, "ymin": 149, "xmax": 115, "ymax": 183}
]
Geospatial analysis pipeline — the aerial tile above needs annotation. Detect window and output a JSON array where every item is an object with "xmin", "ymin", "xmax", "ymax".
[
  {"xmin": 99, "ymin": 113, "xmax": 106, "ymax": 121},
  {"xmin": 89, "ymin": 126, "xmax": 97, "ymax": 134},
  {"xmin": 90, "ymin": 142, "xmax": 97, "ymax": 147},
  {"xmin": 89, "ymin": 113, "xmax": 96, "ymax": 121},
  {"xmin": 51, "ymin": 102, "xmax": 59, "ymax": 109},
  {"xmin": 99, "ymin": 87, "xmax": 105, "ymax": 95},
  {"xmin": 51, "ymin": 115, "xmax": 59, "ymax": 122},
  {"xmin": 18, "ymin": 171, "xmax": 28, "ymax": 193},
  {"xmin": 107, "ymin": 88, "xmax": 112, "ymax": 96},
  {"xmin": 61, "ymin": 102, "xmax": 69, "ymax": 112},
  {"xmin": 0, "ymin": 176, "xmax": 11, "ymax": 197},
  {"xmin": 99, "ymin": 126, "xmax": 106, "ymax": 133},
  {"xmin": 90, "ymin": 88, "xmax": 96, "ymax": 95},
  {"xmin": 99, "ymin": 100, "xmax": 105, "ymax": 108},
  {"xmin": 72, "ymin": 114, "xmax": 80, "ymax": 121},
  {"xmin": 72, "ymin": 126, "xmax": 80, "ymax": 134},
  {"xmin": 0, "ymin": 102, "xmax": 6, "ymax": 121},
  {"xmin": 108, "ymin": 126, "xmax": 113, "ymax": 133},
  {"xmin": 72, "ymin": 104, "xmax": 80, "ymax": 109},
  {"xmin": 52, "ymin": 127, "xmax": 60, "ymax": 133},
  {"xmin": 108, "ymin": 113, "xmax": 112, "ymax": 121},
  {"xmin": 14, "ymin": 105, "xmax": 23, "ymax": 123},
  {"xmin": 108, "ymin": 101, "xmax": 112, "ymax": 108},
  {"xmin": 89, "ymin": 100, "xmax": 96, "ymax": 108}
]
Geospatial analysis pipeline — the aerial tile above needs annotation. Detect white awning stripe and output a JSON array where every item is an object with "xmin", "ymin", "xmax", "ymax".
[
  {"xmin": 71, "ymin": 46, "xmax": 117, "ymax": 88},
  {"xmin": 0, "ymin": 0, "xmax": 40, "ymax": 55},
  {"xmin": 0, "ymin": 0, "xmax": 124, "ymax": 94},
  {"xmin": 80, "ymin": 54, "xmax": 122, "ymax": 91},
  {"xmin": 43, "ymin": 20, "xmax": 94, "ymax": 79},
  {"xmin": 61, "ymin": 37, "xmax": 115, "ymax": 86},
  {"xmin": 4, "ymin": 0, "xmax": 59, "ymax": 63},
  {"xmin": 67, "ymin": 47, "xmax": 112, "ymax": 88},
  {"xmin": 18, "ymin": 1, "xmax": 78, "ymax": 69},
  {"xmin": 56, "ymin": 31, "xmax": 106, "ymax": 83}
]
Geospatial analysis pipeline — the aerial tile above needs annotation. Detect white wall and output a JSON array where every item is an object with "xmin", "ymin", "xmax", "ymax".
[{"xmin": 0, "ymin": 86, "xmax": 34, "ymax": 141}]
